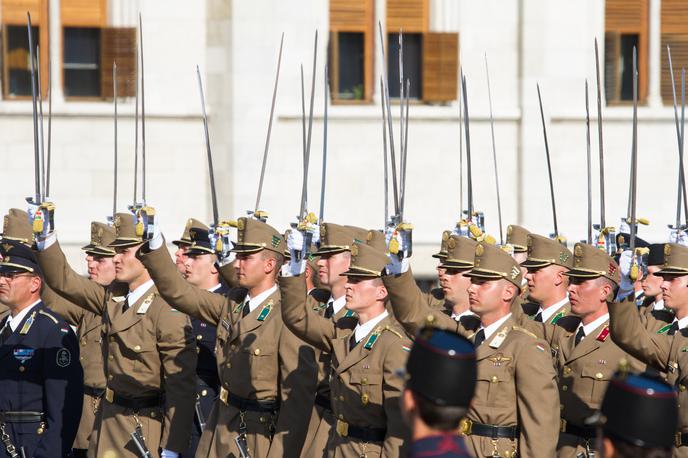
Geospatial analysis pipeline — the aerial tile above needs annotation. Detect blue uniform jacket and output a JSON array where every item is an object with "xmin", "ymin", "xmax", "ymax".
[
  {"xmin": 0, "ymin": 302, "xmax": 83, "ymax": 457},
  {"xmin": 409, "ymin": 433, "xmax": 472, "ymax": 458}
]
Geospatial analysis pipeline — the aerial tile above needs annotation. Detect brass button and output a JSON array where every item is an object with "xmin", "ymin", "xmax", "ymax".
[
  {"xmin": 681, "ymin": 385, "xmax": 686, "ymax": 392},
  {"xmin": 338, "ymin": 395, "xmax": 344, "ymax": 401},
  {"xmin": 80, "ymin": 356, "xmax": 84, "ymax": 361},
  {"xmin": 226, "ymin": 363, "xmax": 232, "ymax": 368},
  {"xmin": 491, "ymin": 376, "xmax": 498, "ymax": 383},
  {"xmin": 361, "ymin": 393, "xmax": 369, "ymax": 405},
  {"xmin": 259, "ymin": 416, "xmax": 266, "ymax": 423},
  {"xmin": 109, "ymin": 336, "xmax": 115, "ymax": 343},
  {"xmin": 134, "ymin": 345, "xmax": 141, "ymax": 352},
  {"xmin": 230, "ymin": 344, "xmax": 236, "ymax": 351},
  {"xmin": 361, "ymin": 378, "xmax": 368, "ymax": 385},
  {"xmin": 18, "ymin": 366, "xmax": 25, "ymax": 372},
  {"xmin": 595, "ymin": 372, "xmax": 603, "ymax": 380},
  {"xmin": 196, "ymin": 348, "xmax": 200, "ymax": 354},
  {"xmin": 36, "ymin": 426, "xmax": 44, "ymax": 434},
  {"xmin": 197, "ymin": 335, "xmax": 203, "ymax": 341},
  {"xmin": 81, "ymin": 339, "xmax": 86, "ymax": 346},
  {"xmin": 254, "ymin": 349, "xmax": 261, "ymax": 356},
  {"xmin": 563, "ymin": 367, "xmax": 572, "ymax": 375},
  {"xmin": 108, "ymin": 375, "xmax": 113, "ymax": 380},
  {"xmin": 201, "ymin": 389, "xmax": 208, "ymax": 396},
  {"xmin": 151, "ymin": 411, "xmax": 156, "ymax": 418},
  {"xmin": 108, "ymin": 355, "xmax": 114, "ymax": 361},
  {"xmin": 562, "ymin": 385, "xmax": 568, "ymax": 391},
  {"xmin": 338, "ymin": 414, "xmax": 344, "ymax": 420}
]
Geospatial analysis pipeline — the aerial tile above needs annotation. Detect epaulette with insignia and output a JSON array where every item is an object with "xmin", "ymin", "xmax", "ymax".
[
  {"xmin": 512, "ymin": 325, "xmax": 537, "ymax": 339},
  {"xmin": 38, "ymin": 309, "xmax": 58, "ymax": 324},
  {"xmin": 20, "ymin": 311, "xmax": 37, "ymax": 334},
  {"xmin": 382, "ymin": 325, "xmax": 404, "ymax": 339},
  {"xmin": 137, "ymin": 293, "xmax": 157, "ymax": 315},
  {"xmin": 490, "ymin": 326, "xmax": 511, "ymax": 348},
  {"xmin": 596, "ymin": 326, "xmax": 610, "ymax": 342}
]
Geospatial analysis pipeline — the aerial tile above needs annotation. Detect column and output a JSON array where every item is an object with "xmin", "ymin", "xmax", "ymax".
[{"xmin": 647, "ymin": 0, "xmax": 662, "ymax": 107}]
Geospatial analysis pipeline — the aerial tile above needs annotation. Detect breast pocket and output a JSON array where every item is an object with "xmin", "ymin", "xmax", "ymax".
[
  {"xmin": 348, "ymin": 371, "xmax": 383, "ymax": 409},
  {"xmin": 245, "ymin": 344, "xmax": 277, "ymax": 381},
  {"xmin": 476, "ymin": 363, "xmax": 514, "ymax": 407},
  {"xmin": 118, "ymin": 333, "xmax": 158, "ymax": 375},
  {"xmin": 581, "ymin": 364, "xmax": 613, "ymax": 406}
]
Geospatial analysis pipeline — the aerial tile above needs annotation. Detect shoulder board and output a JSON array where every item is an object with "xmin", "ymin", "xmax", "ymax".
[
  {"xmin": 363, "ymin": 326, "xmax": 383, "ymax": 350},
  {"xmin": 511, "ymin": 325, "xmax": 537, "ymax": 339},
  {"xmin": 38, "ymin": 309, "xmax": 58, "ymax": 324},
  {"xmin": 490, "ymin": 326, "xmax": 512, "ymax": 348},
  {"xmin": 657, "ymin": 323, "xmax": 673, "ymax": 335},
  {"xmin": 596, "ymin": 326, "xmax": 610, "ymax": 342},
  {"xmin": 382, "ymin": 325, "xmax": 404, "ymax": 339},
  {"xmin": 550, "ymin": 311, "xmax": 566, "ymax": 325}
]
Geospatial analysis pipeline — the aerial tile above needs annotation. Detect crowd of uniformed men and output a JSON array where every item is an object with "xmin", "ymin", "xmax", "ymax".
[{"xmin": 0, "ymin": 198, "xmax": 685, "ymax": 458}]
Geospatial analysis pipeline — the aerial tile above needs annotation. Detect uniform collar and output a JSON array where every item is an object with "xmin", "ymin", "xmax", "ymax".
[
  {"xmin": 208, "ymin": 283, "xmax": 222, "ymax": 293},
  {"xmin": 673, "ymin": 315, "xmax": 688, "ymax": 330},
  {"xmin": 653, "ymin": 298, "xmax": 665, "ymax": 311},
  {"xmin": 7, "ymin": 299, "xmax": 42, "ymax": 332},
  {"xmin": 538, "ymin": 295, "xmax": 568, "ymax": 322},
  {"xmin": 244, "ymin": 284, "xmax": 277, "ymax": 313},
  {"xmin": 450, "ymin": 308, "xmax": 475, "ymax": 321},
  {"xmin": 329, "ymin": 294, "xmax": 347, "ymax": 315},
  {"xmin": 576, "ymin": 313, "xmax": 609, "ymax": 340},
  {"xmin": 480, "ymin": 312, "xmax": 512, "ymax": 341},
  {"xmin": 127, "ymin": 279, "xmax": 155, "ymax": 306},
  {"xmin": 353, "ymin": 310, "xmax": 388, "ymax": 343}
]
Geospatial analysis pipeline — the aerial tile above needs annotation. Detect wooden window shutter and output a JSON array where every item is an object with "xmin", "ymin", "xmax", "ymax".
[
  {"xmin": 422, "ymin": 32, "xmax": 458, "ymax": 103},
  {"xmin": 1, "ymin": 0, "xmax": 43, "ymax": 25},
  {"xmin": 60, "ymin": 0, "xmax": 106, "ymax": 27},
  {"xmin": 604, "ymin": 0, "xmax": 648, "ymax": 102},
  {"xmin": 100, "ymin": 27, "xmax": 136, "ymax": 98},
  {"xmin": 660, "ymin": 0, "xmax": 688, "ymax": 104},
  {"xmin": 604, "ymin": 32, "xmax": 620, "ymax": 102},
  {"xmin": 386, "ymin": 0, "xmax": 428, "ymax": 33}
]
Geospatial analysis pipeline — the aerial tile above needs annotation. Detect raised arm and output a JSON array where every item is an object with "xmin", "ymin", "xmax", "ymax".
[
  {"xmin": 35, "ymin": 240, "xmax": 107, "ymax": 315},
  {"xmin": 382, "ymin": 268, "xmax": 459, "ymax": 336},
  {"xmin": 278, "ymin": 274, "xmax": 336, "ymax": 352},
  {"xmin": 608, "ymin": 297, "xmax": 672, "ymax": 370},
  {"xmin": 137, "ymin": 241, "xmax": 227, "ymax": 326}
]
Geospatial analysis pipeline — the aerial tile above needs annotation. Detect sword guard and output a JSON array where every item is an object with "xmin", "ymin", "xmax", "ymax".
[{"xmin": 248, "ymin": 210, "xmax": 269, "ymax": 222}]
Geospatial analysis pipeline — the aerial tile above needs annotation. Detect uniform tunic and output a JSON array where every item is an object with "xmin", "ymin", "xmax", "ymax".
[
  {"xmin": 0, "ymin": 302, "xmax": 83, "ymax": 457},
  {"xmin": 409, "ymin": 434, "xmax": 471, "ymax": 458},
  {"xmin": 36, "ymin": 241, "xmax": 197, "ymax": 457},
  {"xmin": 137, "ymin": 242, "xmax": 317, "ymax": 458}
]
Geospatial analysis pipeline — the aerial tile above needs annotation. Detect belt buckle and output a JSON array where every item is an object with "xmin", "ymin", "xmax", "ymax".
[
  {"xmin": 105, "ymin": 388, "xmax": 114, "ymax": 403},
  {"xmin": 220, "ymin": 387, "xmax": 229, "ymax": 405},
  {"xmin": 458, "ymin": 418, "xmax": 473, "ymax": 436},
  {"xmin": 560, "ymin": 418, "xmax": 567, "ymax": 433},
  {"xmin": 677, "ymin": 432, "xmax": 683, "ymax": 448},
  {"xmin": 336, "ymin": 419, "xmax": 349, "ymax": 437}
]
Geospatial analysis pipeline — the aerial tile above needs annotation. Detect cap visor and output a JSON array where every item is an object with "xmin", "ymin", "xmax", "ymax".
[
  {"xmin": 654, "ymin": 267, "xmax": 688, "ymax": 276},
  {"xmin": 107, "ymin": 239, "xmax": 142, "ymax": 248},
  {"xmin": 439, "ymin": 260, "xmax": 473, "ymax": 269},
  {"xmin": 564, "ymin": 269, "xmax": 605, "ymax": 279},
  {"xmin": 464, "ymin": 269, "xmax": 503, "ymax": 280},
  {"xmin": 230, "ymin": 244, "xmax": 265, "ymax": 254},
  {"xmin": 186, "ymin": 246, "xmax": 215, "ymax": 256},
  {"xmin": 0, "ymin": 263, "xmax": 34, "ymax": 274},
  {"xmin": 521, "ymin": 259, "xmax": 552, "ymax": 268},
  {"xmin": 512, "ymin": 245, "xmax": 528, "ymax": 253},
  {"xmin": 340, "ymin": 268, "xmax": 381, "ymax": 278},
  {"xmin": 84, "ymin": 247, "xmax": 116, "ymax": 257},
  {"xmin": 171, "ymin": 239, "xmax": 191, "ymax": 247},
  {"xmin": 431, "ymin": 252, "xmax": 447, "ymax": 260},
  {"xmin": 313, "ymin": 246, "xmax": 348, "ymax": 256}
]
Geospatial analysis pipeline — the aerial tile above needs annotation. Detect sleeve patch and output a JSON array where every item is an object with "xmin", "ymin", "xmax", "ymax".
[{"xmin": 56, "ymin": 348, "xmax": 71, "ymax": 367}]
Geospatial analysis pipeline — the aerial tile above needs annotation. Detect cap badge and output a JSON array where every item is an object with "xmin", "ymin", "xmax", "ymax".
[
  {"xmin": 320, "ymin": 225, "xmax": 327, "ymax": 239},
  {"xmin": 527, "ymin": 235, "xmax": 533, "ymax": 247},
  {"xmin": 237, "ymin": 218, "xmax": 245, "ymax": 231},
  {"xmin": 447, "ymin": 238, "xmax": 456, "ymax": 249},
  {"xmin": 574, "ymin": 245, "xmax": 583, "ymax": 257},
  {"xmin": 665, "ymin": 244, "xmax": 672, "ymax": 256},
  {"xmin": 510, "ymin": 266, "xmax": 520, "ymax": 280},
  {"xmin": 367, "ymin": 231, "xmax": 373, "ymax": 241},
  {"xmin": 475, "ymin": 244, "xmax": 484, "ymax": 256},
  {"xmin": 271, "ymin": 235, "xmax": 281, "ymax": 248},
  {"xmin": 442, "ymin": 231, "xmax": 449, "ymax": 241},
  {"xmin": 608, "ymin": 263, "xmax": 617, "ymax": 276},
  {"xmin": 2, "ymin": 243, "xmax": 13, "ymax": 253},
  {"xmin": 507, "ymin": 225, "xmax": 513, "ymax": 235},
  {"xmin": 559, "ymin": 252, "xmax": 570, "ymax": 263},
  {"xmin": 351, "ymin": 244, "xmax": 359, "ymax": 257}
]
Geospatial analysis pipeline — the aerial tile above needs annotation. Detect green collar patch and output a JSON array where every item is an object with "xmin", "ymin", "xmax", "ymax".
[
  {"xmin": 257, "ymin": 300, "xmax": 273, "ymax": 322},
  {"xmin": 657, "ymin": 323, "xmax": 673, "ymax": 335},
  {"xmin": 550, "ymin": 311, "xmax": 566, "ymax": 325}
]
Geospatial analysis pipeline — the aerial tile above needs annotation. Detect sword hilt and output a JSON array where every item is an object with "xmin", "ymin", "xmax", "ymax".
[{"xmin": 248, "ymin": 210, "xmax": 269, "ymax": 222}]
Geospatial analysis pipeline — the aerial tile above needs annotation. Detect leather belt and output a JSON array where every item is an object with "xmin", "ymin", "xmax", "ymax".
[
  {"xmin": 314, "ymin": 393, "xmax": 332, "ymax": 412},
  {"xmin": 0, "ymin": 411, "xmax": 45, "ymax": 423},
  {"xmin": 676, "ymin": 431, "xmax": 688, "ymax": 447},
  {"xmin": 459, "ymin": 418, "xmax": 520, "ymax": 439},
  {"xmin": 83, "ymin": 385, "xmax": 105, "ymax": 398},
  {"xmin": 560, "ymin": 419, "xmax": 596, "ymax": 440},
  {"xmin": 104, "ymin": 387, "xmax": 163, "ymax": 410},
  {"xmin": 335, "ymin": 419, "xmax": 386, "ymax": 442},
  {"xmin": 219, "ymin": 387, "xmax": 279, "ymax": 413}
]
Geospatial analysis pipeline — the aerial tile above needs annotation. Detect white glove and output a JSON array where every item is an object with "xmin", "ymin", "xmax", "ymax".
[
  {"xmin": 669, "ymin": 228, "xmax": 688, "ymax": 246},
  {"xmin": 26, "ymin": 200, "xmax": 54, "ymax": 239},
  {"xmin": 281, "ymin": 230, "xmax": 306, "ymax": 277},
  {"xmin": 385, "ymin": 255, "xmax": 409, "ymax": 275},
  {"xmin": 619, "ymin": 219, "xmax": 631, "ymax": 234},
  {"xmin": 141, "ymin": 210, "xmax": 163, "ymax": 250},
  {"xmin": 617, "ymin": 250, "xmax": 635, "ymax": 300},
  {"xmin": 161, "ymin": 450, "xmax": 178, "ymax": 458},
  {"xmin": 209, "ymin": 222, "xmax": 236, "ymax": 265}
]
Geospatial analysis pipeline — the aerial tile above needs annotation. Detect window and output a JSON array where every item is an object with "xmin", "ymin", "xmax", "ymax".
[
  {"xmin": 63, "ymin": 27, "xmax": 100, "ymax": 97},
  {"xmin": 660, "ymin": 0, "xmax": 688, "ymax": 104},
  {"xmin": 604, "ymin": 0, "xmax": 648, "ymax": 104},
  {"xmin": 387, "ymin": 32, "xmax": 422, "ymax": 99},
  {"xmin": 329, "ymin": 0, "xmax": 374, "ymax": 103},
  {"xmin": 4, "ymin": 25, "xmax": 38, "ymax": 96}
]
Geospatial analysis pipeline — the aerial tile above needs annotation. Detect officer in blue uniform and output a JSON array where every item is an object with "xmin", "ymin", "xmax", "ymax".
[
  {"xmin": 0, "ymin": 240, "xmax": 83, "ymax": 458},
  {"xmin": 400, "ymin": 327, "xmax": 476, "ymax": 458},
  {"xmin": 180, "ymin": 227, "xmax": 230, "ymax": 457}
]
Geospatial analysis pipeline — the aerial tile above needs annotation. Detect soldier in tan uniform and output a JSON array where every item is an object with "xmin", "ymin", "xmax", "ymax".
[
  {"xmin": 280, "ymin": 240, "xmax": 411, "ymax": 457},
  {"xmin": 33, "ymin": 211, "xmax": 197, "ymax": 458},
  {"xmin": 137, "ymin": 216, "xmax": 317, "ymax": 458},
  {"xmin": 172, "ymin": 217, "xmax": 207, "ymax": 274},
  {"xmin": 608, "ymin": 243, "xmax": 688, "ymax": 457},
  {"xmin": 519, "ymin": 234, "xmax": 574, "ymax": 324},
  {"xmin": 384, "ymin": 240, "xmax": 560, "ymax": 457},
  {"xmin": 637, "ymin": 243, "xmax": 674, "ymax": 333},
  {"xmin": 551, "ymin": 243, "xmax": 643, "ymax": 458}
]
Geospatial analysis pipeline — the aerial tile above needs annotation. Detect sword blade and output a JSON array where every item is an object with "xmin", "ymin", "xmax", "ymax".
[
  {"xmin": 629, "ymin": 47, "xmax": 638, "ymax": 252},
  {"xmin": 139, "ymin": 14, "xmax": 147, "ymax": 204},
  {"xmin": 46, "ymin": 45, "xmax": 52, "ymax": 197},
  {"xmin": 458, "ymin": 67, "xmax": 464, "ymax": 217},
  {"xmin": 27, "ymin": 13, "xmax": 40, "ymax": 203},
  {"xmin": 536, "ymin": 83, "xmax": 558, "ymax": 237},
  {"xmin": 319, "ymin": 64, "xmax": 329, "ymax": 223},
  {"xmin": 254, "ymin": 32, "xmax": 284, "ymax": 214},
  {"xmin": 585, "ymin": 79, "xmax": 593, "ymax": 244},
  {"xmin": 462, "ymin": 75, "xmax": 473, "ymax": 218},
  {"xmin": 381, "ymin": 77, "xmax": 389, "ymax": 226},
  {"xmin": 400, "ymin": 78, "xmax": 410, "ymax": 219},
  {"xmin": 682, "ymin": 68, "xmax": 687, "ymax": 226},
  {"xmin": 300, "ymin": 31, "xmax": 318, "ymax": 220},
  {"xmin": 196, "ymin": 65, "xmax": 219, "ymax": 225},
  {"xmin": 594, "ymin": 38, "xmax": 606, "ymax": 228},
  {"xmin": 37, "ymin": 45, "xmax": 46, "ymax": 202},
  {"xmin": 134, "ymin": 44, "xmax": 139, "ymax": 204},
  {"xmin": 668, "ymin": 46, "xmax": 688, "ymax": 228},
  {"xmin": 114, "ymin": 62, "xmax": 118, "ymax": 219},
  {"xmin": 378, "ymin": 21, "xmax": 399, "ymax": 218},
  {"xmin": 485, "ymin": 54, "xmax": 503, "ymax": 245}
]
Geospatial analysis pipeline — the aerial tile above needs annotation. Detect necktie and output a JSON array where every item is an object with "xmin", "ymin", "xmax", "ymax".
[
  {"xmin": 668, "ymin": 321, "xmax": 680, "ymax": 336},
  {"xmin": 0, "ymin": 323, "xmax": 11, "ymax": 345},
  {"xmin": 242, "ymin": 301, "xmax": 251, "ymax": 318},
  {"xmin": 473, "ymin": 329, "xmax": 486, "ymax": 347},
  {"xmin": 324, "ymin": 301, "xmax": 334, "ymax": 319},
  {"xmin": 349, "ymin": 333, "xmax": 358, "ymax": 351},
  {"xmin": 533, "ymin": 312, "xmax": 543, "ymax": 323},
  {"xmin": 122, "ymin": 297, "xmax": 130, "ymax": 313},
  {"xmin": 574, "ymin": 327, "xmax": 585, "ymax": 346}
]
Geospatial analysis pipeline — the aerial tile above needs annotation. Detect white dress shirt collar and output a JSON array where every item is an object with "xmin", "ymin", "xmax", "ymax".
[
  {"xmin": 576, "ymin": 313, "xmax": 610, "ymax": 342},
  {"xmin": 673, "ymin": 315, "xmax": 688, "ymax": 330},
  {"xmin": 6, "ymin": 299, "xmax": 42, "ymax": 332},
  {"xmin": 208, "ymin": 284, "xmax": 222, "ymax": 293},
  {"xmin": 127, "ymin": 279, "xmax": 155, "ymax": 306},
  {"xmin": 353, "ymin": 310, "xmax": 389, "ymax": 343},
  {"xmin": 538, "ymin": 296, "xmax": 569, "ymax": 323},
  {"xmin": 244, "ymin": 284, "xmax": 278, "ymax": 313},
  {"xmin": 653, "ymin": 299, "xmax": 665, "ymax": 311},
  {"xmin": 450, "ymin": 309, "xmax": 475, "ymax": 322},
  {"xmin": 329, "ymin": 295, "xmax": 347, "ymax": 315},
  {"xmin": 480, "ymin": 313, "xmax": 512, "ymax": 341}
]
